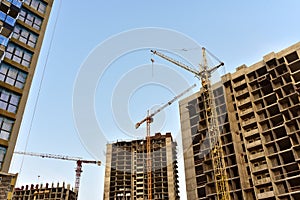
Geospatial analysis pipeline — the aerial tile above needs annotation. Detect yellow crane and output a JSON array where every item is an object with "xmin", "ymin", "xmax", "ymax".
[
  {"xmin": 135, "ymin": 83, "xmax": 196, "ymax": 200},
  {"xmin": 151, "ymin": 48, "xmax": 230, "ymax": 200},
  {"xmin": 14, "ymin": 151, "xmax": 101, "ymax": 193}
]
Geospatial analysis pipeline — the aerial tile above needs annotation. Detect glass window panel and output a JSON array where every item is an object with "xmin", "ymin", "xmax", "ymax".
[
  {"xmin": 19, "ymin": 37, "xmax": 27, "ymax": 44},
  {"xmin": 0, "ymin": 11, "xmax": 5, "ymax": 21},
  {"xmin": 1, "ymin": 92, "xmax": 9, "ymax": 101},
  {"xmin": 15, "ymin": 82, "xmax": 24, "ymax": 89},
  {"xmin": 5, "ymin": 52, "xmax": 12, "ymax": 59},
  {"xmin": 0, "ymin": 65, "xmax": 8, "ymax": 74},
  {"xmin": 0, "ymin": 102, "xmax": 7, "ymax": 110},
  {"xmin": 28, "ymin": 41, "xmax": 35, "ymax": 48},
  {"xmin": 12, "ymin": 56, "xmax": 21, "ymax": 63},
  {"xmin": 21, "ymin": 30, "xmax": 29, "ymax": 38},
  {"xmin": 38, "ymin": 3, "xmax": 46, "ymax": 14},
  {"xmin": 6, "ymin": 78, "xmax": 15, "ymax": 85},
  {"xmin": 2, "ymin": 120, "xmax": 13, "ymax": 131},
  {"xmin": 0, "ymin": 75, "xmax": 5, "ymax": 82},
  {"xmin": 0, "ymin": 147, "xmax": 6, "ymax": 162},
  {"xmin": 17, "ymin": 73, "xmax": 27, "ymax": 83},
  {"xmin": 21, "ymin": 60, "xmax": 30, "ymax": 67},
  {"xmin": 25, "ymin": 19, "xmax": 33, "ymax": 26},
  {"xmin": 7, "ymin": 68, "xmax": 17, "ymax": 79},
  {"xmin": 24, "ymin": 0, "xmax": 31, "ymax": 5},
  {"xmin": 7, "ymin": 105, "xmax": 17, "ymax": 113},
  {"xmin": 29, "ymin": 34, "xmax": 37, "ymax": 42},
  {"xmin": 6, "ymin": 45, "xmax": 14, "ymax": 53},
  {"xmin": 10, "ymin": 95, "xmax": 20, "ymax": 105},
  {"xmin": 27, "ymin": 14, "xmax": 34, "ymax": 22},
  {"xmin": 31, "ymin": 1, "xmax": 39, "ymax": 9},
  {"xmin": 23, "ymin": 52, "xmax": 32, "ymax": 61},
  {"xmin": 0, "ymin": 130, "xmax": 10, "ymax": 140}
]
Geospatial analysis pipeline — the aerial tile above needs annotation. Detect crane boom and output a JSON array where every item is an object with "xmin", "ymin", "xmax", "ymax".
[
  {"xmin": 151, "ymin": 48, "xmax": 230, "ymax": 200},
  {"xmin": 135, "ymin": 83, "xmax": 196, "ymax": 200},
  {"xmin": 14, "ymin": 151, "xmax": 101, "ymax": 193},
  {"xmin": 14, "ymin": 151, "xmax": 82, "ymax": 161},
  {"xmin": 151, "ymin": 49, "xmax": 224, "ymax": 78},
  {"xmin": 151, "ymin": 50, "xmax": 200, "ymax": 77},
  {"xmin": 135, "ymin": 83, "xmax": 196, "ymax": 129}
]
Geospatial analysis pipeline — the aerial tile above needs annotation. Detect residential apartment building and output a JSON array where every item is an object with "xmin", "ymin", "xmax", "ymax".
[
  {"xmin": 104, "ymin": 133, "xmax": 180, "ymax": 200},
  {"xmin": 179, "ymin": 42, "xmax": 300, "ymax": 199},
  {"xmin": 0, "ymin": 0, "xmax": 54, "ymax": 172},
  {"xmin": 13, "ymin": 182, "xmax": 77, "ymax": 200}
]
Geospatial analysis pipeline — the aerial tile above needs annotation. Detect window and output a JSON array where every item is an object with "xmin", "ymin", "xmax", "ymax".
[
  {"xmin": 12, "ymin": 25, "xmax": 38, "ymax": 48},
  {"xmin": 0, "ymin": 146, "xmax": 6, "ymax": 169},
  {"xmin": 5, "ymin": 43, "xmax": 33, "ymax": 67},
  {"xmin": 0, "ymin": 89, "xmax": 21, "ymax": 113},
  {"xmin": 0, "ymin": 116, "xmax": 14, "ymax": 140},
  {"xmin": 18, "ymin": 9, "xmax": 43, "ymax": 31},
  {"xmin": 6, "ymin": 0, "xmax": 22, "ymax": 8},
  {"xmin": 0, "ymin": 35, "xmax": 8, "ymax": 46},
  {"xmin": 0, "ymin": 63, "xmax": 27, "ymax": 89},
  {"xmin": 0, "ymin": 11, "xmax": 16, "ymax": 26},
  {"xmin": 24, "ymin": 0, "xmax": 47, "ymax": 14}
]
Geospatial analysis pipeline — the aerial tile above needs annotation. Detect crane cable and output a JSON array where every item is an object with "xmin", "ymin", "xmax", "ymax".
[{"xmin": 19, "ymin": 0, "xmax": 63, "ymax": 173}]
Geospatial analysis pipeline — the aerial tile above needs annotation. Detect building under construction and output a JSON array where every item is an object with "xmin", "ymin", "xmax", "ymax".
[
  {"xmin": 103, "ymin": 132, "xmax": 180, "ymax": 200},
  {"xmin": 179, "ymin": 42, "xmax": 300, "ymax": 199},
  {"xmin": 13, "ymin": 182, "xmax": 77, "ymax": 200}
]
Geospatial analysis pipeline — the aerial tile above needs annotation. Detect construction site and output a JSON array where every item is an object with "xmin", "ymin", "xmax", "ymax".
[
  {"xmin": 180, "ymin": 42, "xmax": 300, "ymax": 200},
  {"xmin": 1, "ymin": 0, "xmax": 300, "ymax": 199}
]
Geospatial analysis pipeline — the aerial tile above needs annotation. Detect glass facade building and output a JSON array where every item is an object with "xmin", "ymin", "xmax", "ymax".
[{"xmin": 0, "ymin": 0, "xmax": 54, "ymax": 172}]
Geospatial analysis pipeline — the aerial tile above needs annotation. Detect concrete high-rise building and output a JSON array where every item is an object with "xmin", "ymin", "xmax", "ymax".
[
  {"xmin": 0, "ymin": 0, "xmax": 54, "ymax": 172},
  {"xmin": 13, "ymin": 182, "xmax": 77, "ymax": 200},
  {"xmin": 104, "ymin": 133, "xmax": 180, "ymax": 200},
  {"xmin": 179, "ymin": 42, "xmax": 300, "ymax": 199}
]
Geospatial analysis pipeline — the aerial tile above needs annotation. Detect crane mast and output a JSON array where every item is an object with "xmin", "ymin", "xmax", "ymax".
[
  {"xmin": 14, "ymin": 151, "xmax": 101, "ymax": 193},
  {"xmin": 135, "ymin": 83, "xmax": 196, "ymax": 200},
  {"xmin": 152, "ymin": 48, "xmax": 230, "ymax": 200}
]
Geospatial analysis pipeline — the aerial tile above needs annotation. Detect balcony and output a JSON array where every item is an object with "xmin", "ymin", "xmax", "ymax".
[
  {"xmin": 233, "ymin": 79, "xmax": 246, "ymax": 88},
  {"xmin": 247, "ymin": 139, "xmax": 262, "ymax": 149},
  {"xmin": 244, "ymin": 128, "xmax": 259, "ymax": 138},
  {"xmin": 254, "ymin": 177, "xmax": 271, "ymax": 185},
  {"xmin": 249, "ymin": 152, "xmax": 265, "ymax": 161},
  {"xmin": 241, "ymin": 117, "xmax": 257, "ymax": 127},
  {"xmin": 252, "ymin": 164, "xmax": 268, "ymax": 173},
  {"xmin": 236, "ymin": 88, "xmax": 249, "ymax": 97},
  {"xmin": 240, "ymin": 107, "xmax": 254, "ymax": 116},
  {"xmin": 257, "ymin": 191, "xmax": 274, "ymax": 199}
]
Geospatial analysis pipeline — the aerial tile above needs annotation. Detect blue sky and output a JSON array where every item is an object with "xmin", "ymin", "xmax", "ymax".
[{"xmin": 9, "ymin": 1, "xmax": 300, "ymax": 199}]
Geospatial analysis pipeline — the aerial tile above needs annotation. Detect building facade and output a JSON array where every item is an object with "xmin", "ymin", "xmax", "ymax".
[
  {"xmin": 13, "ymin": 182, "xmax": 77, "ymax": 200},
  {"xmin": 0, "ymin": 172, "xmax": 17, "ymax": 200},
  {"xmin": 0, "ymin": 0, "xmax": 54, "ymax": 172},
  {"xmin": 104, "ymin": 133, "xmax": 180, "ymax": 200},
  {"xmin": 179, "ymin": 42, "xmax": 300, "ymax": 199}
]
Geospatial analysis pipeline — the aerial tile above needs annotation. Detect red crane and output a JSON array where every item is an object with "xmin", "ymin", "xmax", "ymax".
[{"xmin": 14, "ymin": 151, "xmax": 101, "ymax": 193}]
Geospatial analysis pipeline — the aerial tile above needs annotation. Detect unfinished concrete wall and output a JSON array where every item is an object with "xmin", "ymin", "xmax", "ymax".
[
  {"xmin": 223, "ymin": 42, "xmax": 300, "ymax": 200},
  {"xmin": 179, "ymin": 83, "xmax": 244, "ymax": 200},
  {"xmin": 13, "ymin": 182, "xmax": 77, "ymax": 200}
]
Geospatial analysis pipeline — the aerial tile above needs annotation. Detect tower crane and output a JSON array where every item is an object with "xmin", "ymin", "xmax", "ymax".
[
  {"xmin": 151, "ymin": 48, "xmax": 230, "ymax": 200},
  {"xmin": 14, "ymin": 151, "xmax": 101, "ymax": 193},
  {"xmin": 135, "ymin": 83, "xmax": 196, "ymax": 200}
]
